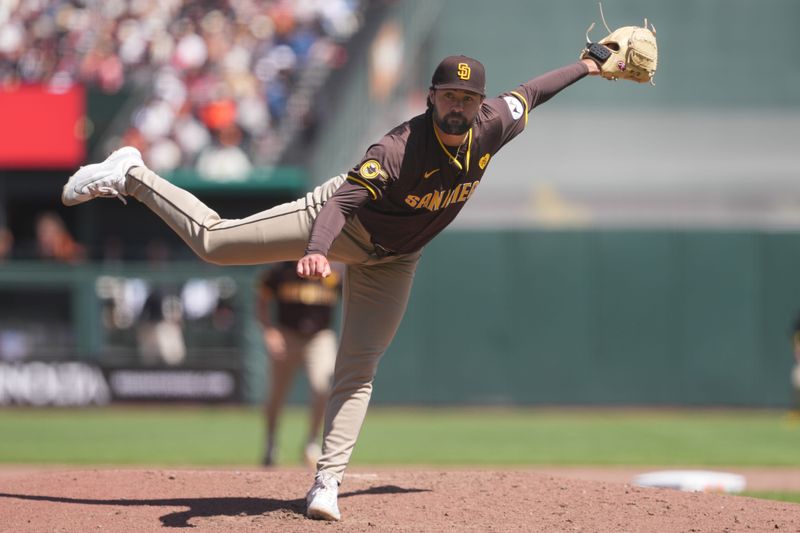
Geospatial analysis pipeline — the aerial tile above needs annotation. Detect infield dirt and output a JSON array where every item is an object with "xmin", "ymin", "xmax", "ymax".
[{"xmin": 0, "ymin": 468, "xmax": 798, "ymax": 532}]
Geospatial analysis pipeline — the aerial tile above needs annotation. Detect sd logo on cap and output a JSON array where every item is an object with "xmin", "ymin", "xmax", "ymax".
[{"xmin": 430, "ymin": 55, "xmax": 486, "ymax": 96}]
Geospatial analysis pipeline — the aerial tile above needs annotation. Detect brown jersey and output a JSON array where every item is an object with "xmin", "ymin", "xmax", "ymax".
[
  {"xmin": 304, "ymin": 62, "xmax": 589, "ymax": 257},
  {"xmin": 260, "ymin": 262, "xmax": 341, "ymax": 335}
]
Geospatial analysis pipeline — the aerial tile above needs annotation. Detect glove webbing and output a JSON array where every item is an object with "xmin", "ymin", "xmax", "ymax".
[{"xmin": 584, "ymin": 42, "xmax": 611, "ymax": 65}]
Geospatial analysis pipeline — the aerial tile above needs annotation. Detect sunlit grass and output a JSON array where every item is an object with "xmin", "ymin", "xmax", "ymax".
[{"xmin": 1, "ymin": 406, "xmax": 798, "ymax": 468}]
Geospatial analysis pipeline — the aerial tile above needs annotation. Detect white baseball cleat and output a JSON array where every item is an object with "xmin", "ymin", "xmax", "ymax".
[
  {"xmin": 62, "ymin": 146, "xmax": 144, "ymax": 206},
  {"xmin": 306, "ymin": 471, "xmax": 341, "ymax": 521}
]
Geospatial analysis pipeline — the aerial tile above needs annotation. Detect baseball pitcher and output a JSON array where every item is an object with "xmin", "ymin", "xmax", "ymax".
[{"xmin": 62, "ymin": 16, "xmax": 656, "ymax": 521}]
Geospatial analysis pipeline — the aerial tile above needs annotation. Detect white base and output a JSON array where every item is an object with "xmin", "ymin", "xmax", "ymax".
[{"xmin": 633, "ymin": 470, "xmax": 746, "ymax": 493}]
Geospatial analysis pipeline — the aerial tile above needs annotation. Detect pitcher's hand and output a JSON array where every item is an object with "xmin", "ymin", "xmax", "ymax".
[{"xmin": 297, "ymin": 253, "xmax": 331, "ymax": 279}]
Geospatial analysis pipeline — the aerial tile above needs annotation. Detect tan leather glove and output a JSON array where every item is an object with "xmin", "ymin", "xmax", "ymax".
[{"xmin": 581, "ymin": 20, "xmax": 658, "ymax": 84}]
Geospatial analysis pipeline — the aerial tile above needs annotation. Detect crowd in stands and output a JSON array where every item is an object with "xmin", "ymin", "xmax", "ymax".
[{"xmin": 0, "ymin": 0, "xmax": 363, "ymax": 178}]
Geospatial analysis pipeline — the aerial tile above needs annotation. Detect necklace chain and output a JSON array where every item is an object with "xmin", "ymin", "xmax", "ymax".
[{"xmin": 433, "ymin": 118, "xmax": 472, "ymax": 172}]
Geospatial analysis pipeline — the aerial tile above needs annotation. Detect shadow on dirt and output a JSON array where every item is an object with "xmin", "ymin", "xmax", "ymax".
[{"xmin": 0, "ymin": 485, "xmax": 431, "ymax": 527}]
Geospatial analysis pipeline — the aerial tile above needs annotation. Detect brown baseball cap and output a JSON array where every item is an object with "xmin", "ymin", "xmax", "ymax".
[{"xmin": 430, "ymin": 55, "xmax": 486, "ymax": 96}]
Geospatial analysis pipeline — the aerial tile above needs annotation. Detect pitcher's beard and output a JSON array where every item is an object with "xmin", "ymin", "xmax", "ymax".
[{"xmin": 435, "ymin": 112, "xmax": 470, "ymax": 135}]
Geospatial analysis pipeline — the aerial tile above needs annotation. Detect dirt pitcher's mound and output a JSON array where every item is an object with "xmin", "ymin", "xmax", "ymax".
[{"xmin": 0, "ymin": 468, "xmax": 798, "ymax": 532}]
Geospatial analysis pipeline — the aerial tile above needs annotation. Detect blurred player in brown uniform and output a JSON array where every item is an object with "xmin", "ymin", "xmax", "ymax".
[
  {"xmin": 257, "ymin": 261, "xmax": 341, "ymax": 468},
  {"xmin": 63, "ymin": 54, "xmax": 601, "ymax": 520}
]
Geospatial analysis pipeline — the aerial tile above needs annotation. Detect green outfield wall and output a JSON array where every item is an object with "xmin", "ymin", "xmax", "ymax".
[
  {"xmin": 373, "ymin": 229, "xmax": 800, "ymax": 407},
  {"xmin": 3, "ymin": 229, "xmax": 797, "ymax": 407}
]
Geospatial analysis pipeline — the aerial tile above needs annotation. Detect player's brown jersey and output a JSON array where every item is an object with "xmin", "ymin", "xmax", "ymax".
[
  {"xmin": 345, "ymin": 62, "xmax": 588, "ymax": 254},
  {"xmin": 260, "ymin": 262, "xmax": 341, "ymax": 335}
]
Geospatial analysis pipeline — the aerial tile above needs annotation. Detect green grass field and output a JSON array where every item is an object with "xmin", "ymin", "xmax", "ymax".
[
  {"xmin": 1, "ymin": 406, "xmax": 799, "ymax": 502},
  {"xmin": 2, "ymin": 406, "xmax": 799, "ymax": 466}
]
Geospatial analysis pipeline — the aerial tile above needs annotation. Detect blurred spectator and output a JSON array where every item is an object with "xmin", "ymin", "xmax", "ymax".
[
  {"xmin": 196, "ymin": 124, "xmax": 252, "ymax": 181},
  {"xmin": 136, "ymin": 239, "xmax": 186, "ymax": 366},
  {"xmin": 0, "ymin": 0, "xmax": 365, "ymax": 172},
  {"xmin": 137, "ymin": 286, "xmax": 186, "ymax": 366},
  {"xmin": 34, "ymin": 211, "xmax": 85, "ymax": 263}
]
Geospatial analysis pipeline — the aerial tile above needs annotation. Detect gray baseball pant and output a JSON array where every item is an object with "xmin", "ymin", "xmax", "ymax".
[{"xmin": 126, "ymin": 167, "xmax": 420, "ymax": 482}]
